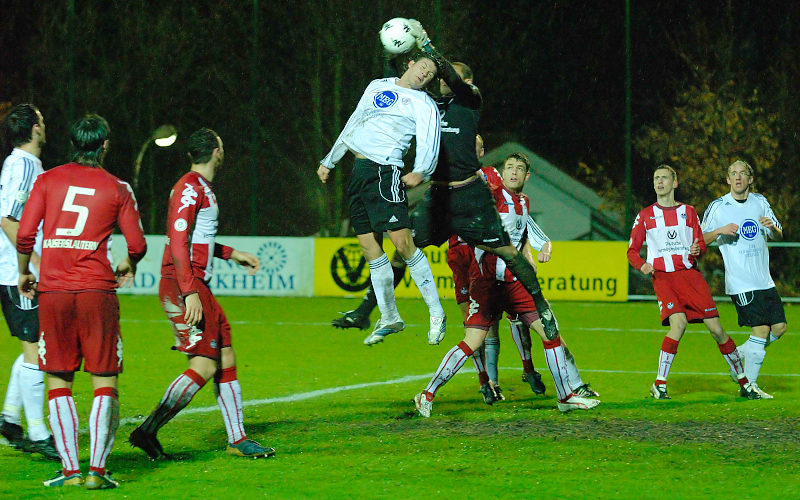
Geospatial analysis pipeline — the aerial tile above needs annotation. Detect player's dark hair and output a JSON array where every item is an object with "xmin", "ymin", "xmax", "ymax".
[
  {"xmin": 452, "ymin": 62, "xmax": 473, "ymax": 81},
  {"xmin": 188, "ymin": 128, "xmax": 220, "ymax": 164},
  {"xmin": 2, "ymin": 103, "xmax": 40, "ymax": 148},
  {"xmin": 505, "ymin": 152, "xmax": 530, "ymax": 173},
  {"xmin": 70, "ymin": 114, "xmax": 110, "ymax": 167},
  {"xmin": 654, "ymin": 164, "xmax": 677, "ymax": 181}
]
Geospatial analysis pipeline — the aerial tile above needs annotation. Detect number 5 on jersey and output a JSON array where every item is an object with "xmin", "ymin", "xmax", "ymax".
[{"xmin": 56, "ymin": 186, "xmax": 96, "ymax": 237}]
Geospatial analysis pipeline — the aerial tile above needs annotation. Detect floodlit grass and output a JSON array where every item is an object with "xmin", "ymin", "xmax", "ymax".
[{"xmin": 1, "ymin": 296, "xmax": 798, "ymax": 498}]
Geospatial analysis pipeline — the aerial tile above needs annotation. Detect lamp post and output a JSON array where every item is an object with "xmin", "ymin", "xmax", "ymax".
[
  {"xmin": 133, "ymin": 124, "xmax": 177, "ymax": 190},
  {"xmin": 133, "ymin": 125, "xmax": 177, "ymax": 233}
]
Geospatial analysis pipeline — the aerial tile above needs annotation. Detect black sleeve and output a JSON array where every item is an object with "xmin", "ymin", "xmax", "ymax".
[{"xmin": 423, "ymin": 45, "xmax": 482, "ymax": 109}]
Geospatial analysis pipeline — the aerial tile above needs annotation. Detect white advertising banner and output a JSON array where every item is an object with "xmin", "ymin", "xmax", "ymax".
[{"xmin": 110, "ymin": 235, "xmax": 314, "ymax": 296}]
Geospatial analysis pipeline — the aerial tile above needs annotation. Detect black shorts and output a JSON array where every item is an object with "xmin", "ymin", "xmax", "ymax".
[
  {"xmin": 347, "ymin": 158, "xmax": 411, "ymax": 235},
  {"xmin": 1, "ymin": 284, "xmax": 39, "ymax": 343},
  {"xmin": 731, "ymin": 287, "xmax": 786, "ymax": 328},
  {"xmin": 411, "ymin": 178, "xmax": 511, "ymax": 249}
]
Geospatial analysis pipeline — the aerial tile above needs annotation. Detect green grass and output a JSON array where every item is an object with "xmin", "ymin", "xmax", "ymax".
[{"xmin": 1, "ymin": 296, "xmax": 798, "ymax": 498}]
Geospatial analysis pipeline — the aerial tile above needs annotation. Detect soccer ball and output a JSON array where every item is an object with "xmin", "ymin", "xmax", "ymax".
[{"xmin": 379, "ymin": 18, "xmax": 415, "ymax": 54}]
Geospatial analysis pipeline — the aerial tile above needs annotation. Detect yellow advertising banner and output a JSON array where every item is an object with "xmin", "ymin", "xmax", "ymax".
[{"xmin": 314, "ymin": 238, "xmax": 628, "ymax": 302}]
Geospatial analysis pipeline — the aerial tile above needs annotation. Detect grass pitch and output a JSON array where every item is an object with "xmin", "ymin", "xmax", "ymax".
[{"xmin": 1, "ymin": 296, "xmax": 798, "ymax": 499}]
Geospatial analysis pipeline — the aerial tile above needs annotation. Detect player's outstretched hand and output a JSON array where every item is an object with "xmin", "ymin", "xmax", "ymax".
[
  {"xmin": 408, "ymin": 19, "xmax": 430, "ymax": 49},
  {"xmin": 184, "ymin": 292, "xmax": 203, "ymax": 326},
  {"xmin": 402, "ymin": 172, "xmax": 423, "ymax": 187},
  {"xmin": 231, "ymin": 250, "xmax": 260, "ymax": 275},
  {"xmin": 114, "ymin": 256, "xmax": 137, "ymax": 288},
  {"xmin": 17, "ymin": 271, "xmax": 37, "ymax": 300},
  {"xmin": 317, "ymin": 164, "xmax": 331, "ymax": 184}
]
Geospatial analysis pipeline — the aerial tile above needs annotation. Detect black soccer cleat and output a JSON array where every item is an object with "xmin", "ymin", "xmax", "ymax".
[
  {"xmin": 129, "ymin": 427, "xmax": 169, "ymax": 460},
  {"xmin": 522, "ymin": 370, "xmax": 546, "ymax": 395},
  {"xmin": 331, "ymin": 310, "xmax": 371, "ymax": 330},
  {"xmin": 0, "ymin": 419, "xmax": 25, "ymax": 450},
  {"xmin": 23, "ymin": 435, "xmax": 61, "ymax": 461}
]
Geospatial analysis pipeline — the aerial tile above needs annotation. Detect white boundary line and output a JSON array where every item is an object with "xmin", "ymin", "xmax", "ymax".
[{"xmin": 112, "ymin": 366, "xmax": 800, "ymax": 430}]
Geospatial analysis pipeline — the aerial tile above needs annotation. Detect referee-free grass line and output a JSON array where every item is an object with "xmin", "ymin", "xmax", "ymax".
[{"xmin": 102, "ymin": 366, "xmax": 798, "ymax": 432}]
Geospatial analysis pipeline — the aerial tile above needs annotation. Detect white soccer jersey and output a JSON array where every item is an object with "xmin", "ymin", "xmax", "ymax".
[
  {"xmin": 0, "ymin": 149, "xmax": 44, "ymax": 285},
  {"xmin": 702, "ymin": 192, "xmax": 780, "ymax": 294},
  {"xmin": 320, "ymin": 78, "xmax": 440, "ymax": 179}
]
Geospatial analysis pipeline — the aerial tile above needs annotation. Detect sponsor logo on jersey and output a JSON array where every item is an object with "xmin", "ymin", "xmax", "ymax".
[
  {"xmin": 667, "ymin": 302, "xmax": 674, "ymax": 309},
  {"xmin": 257, "ymin": 241, "xmax": 287, "ymax": 274},
  {"xmin": 178, "ymin": 183, "xmax": 198, "ymax": 213},
  {"xmin": 174, "ymin": 218, "xmax": 188, "ymax": 232},
  {"xmin": 373, "ymin": 90, "xmax": 398, "ymax": 109},
  {"xmin": 330, "ymin": 243, "xmax": 370, "ymax": 292},
  {"xmin": 667, "ymin": 230, "xmax": 677, "ymax": 239},
  {"xmin": 740, "ymin": 219, "xmax": 760, "ymax": 240}
]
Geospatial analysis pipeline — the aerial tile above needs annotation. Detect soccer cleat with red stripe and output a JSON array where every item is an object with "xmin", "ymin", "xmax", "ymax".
[
  {"xmin": 557, "ymin": 393, "xmax": 601, "ymax": 413},
  {"xmin": 413, "ymin": 392, "xmax": 433, "ymax": 418}
]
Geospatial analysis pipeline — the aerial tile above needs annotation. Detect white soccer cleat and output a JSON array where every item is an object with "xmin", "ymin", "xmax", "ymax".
[
  {"xmin": 427, "ymin": 315, "xmax": 446, "ymax": 345},
  {"xmin": 413, "ymin": 392, "xmax": 432, "ymax": 418},
  {"xmin": 557, "ymin": 393, "xmax": 601, "ymax": 413},
  {"xmin": 751, "ymin": 383, "xmax": 773, "ymax": 399},
  {"xmin": 363, "ymin": 318, "xmax": 404, "ymax": 345}
]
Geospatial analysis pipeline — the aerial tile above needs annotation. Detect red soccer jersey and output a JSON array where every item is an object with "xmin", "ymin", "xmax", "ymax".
[
  {"xmin": 161, "ymin": 171, "xmax": 232, "ymax": 296},
  {"xmin": 16, "ymin": 163, "xmax": 147, "ymax": 292},
  {"xmin": 474, "ymin": 167, "xmax": 531, "ymax": 282},
  {"xmin": 627, "ymin": 202, "xmax": 706, "ymax": 273}
]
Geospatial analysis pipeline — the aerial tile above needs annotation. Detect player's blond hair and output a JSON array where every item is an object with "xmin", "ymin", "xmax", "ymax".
[
  {"xmin": 654, "ymin": 164, "xmax": 677, "ymax": 181},
  {"xmin": 728, "ymin": 160, "xmax": 753, "ymax": 177}
]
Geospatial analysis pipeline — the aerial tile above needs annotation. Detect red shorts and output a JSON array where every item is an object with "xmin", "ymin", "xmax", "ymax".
[
  {"xmin": 159, "ymin": 277, "xmax": 231, "ymax": 359},
  {"xmin": 447, "ymin": 243, "xmax": 473, "ymax": 303},
  {"xmin": 465, "ymin": 276, "xmax": 539, "ymax": 329},
  {"xmin": 652, "ymin": 269, "xmax": 718, "ymax": 326},
  {"xmin": 38, "ymin": 291, "xmax": 122, "ymax": 374}
]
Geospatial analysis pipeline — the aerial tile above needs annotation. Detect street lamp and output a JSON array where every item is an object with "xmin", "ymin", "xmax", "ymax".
[{"xmin": 133, "ymin": 124, "xmax": 177, "ymax": 190}]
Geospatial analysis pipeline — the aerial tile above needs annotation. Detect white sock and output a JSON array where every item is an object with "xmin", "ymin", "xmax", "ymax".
[
  {"xmin": 405, "ymin": 249, "xmax": 445, "ymax": 317},
  {"xmin": 424, "ymin": 342, "xmax": 474, "ymax": 397},
  {"xmin": 484, "ymin": 336, "xmax": 500, "ymax": 384},
  {"xmin": 743, "ymin": 336, "xmax": 767, "ymax": 384},
  {"xmin": 89, "ymin": 388, "xmax": 119, "ymax": 474},
  {"xmin": 543, "ymin": 339, "xmax": 572, "ymax": 400},
  {"xmin": 215, "ymin": 368, "xmax": 246, "ymax": 445},
  {"xmin": 768, "ymin": 333, "xmax": 780, "ymax": 345},
  {"xmin": 19, "ymin": 362, "xmax": 49, "ymax": 441},
  {"xmin": 563, "ymin": 345, "xmax": 585, "ymax": 390},
  {"xmin": 48, "ymin": 390, "xmax": 80, "ymax": 474},
  {"xmin": 2, "ymin": 354, "xmax": 24, "ymax": 425},
  {"xmin": 368, "ymin": 254, "xmax": 401, "ymax": 322}
]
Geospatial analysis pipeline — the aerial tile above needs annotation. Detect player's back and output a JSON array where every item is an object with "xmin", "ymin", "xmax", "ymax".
[{"xmin": 28, "ymin": 163, "xmax": 145, "ymax": 292}]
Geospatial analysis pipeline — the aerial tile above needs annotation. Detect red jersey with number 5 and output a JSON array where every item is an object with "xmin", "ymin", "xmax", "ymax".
[{"xmin": 16, "ymin": 163, "xmax": 147, "ymax": 292}]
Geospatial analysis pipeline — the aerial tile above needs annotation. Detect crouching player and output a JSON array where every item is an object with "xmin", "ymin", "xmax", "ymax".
[
  {"xmin": 414, "ymin": 154, "xmax": 601, "ymax": 416},
  {"xmin": 130, "ymin": 129, "xmax": 275, "ymax": 459}
]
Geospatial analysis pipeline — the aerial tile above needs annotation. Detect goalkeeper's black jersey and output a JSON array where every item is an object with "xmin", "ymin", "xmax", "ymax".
[{"xmin": 432, "ymin": 91, "xmax": 481, "ymax": 183}]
